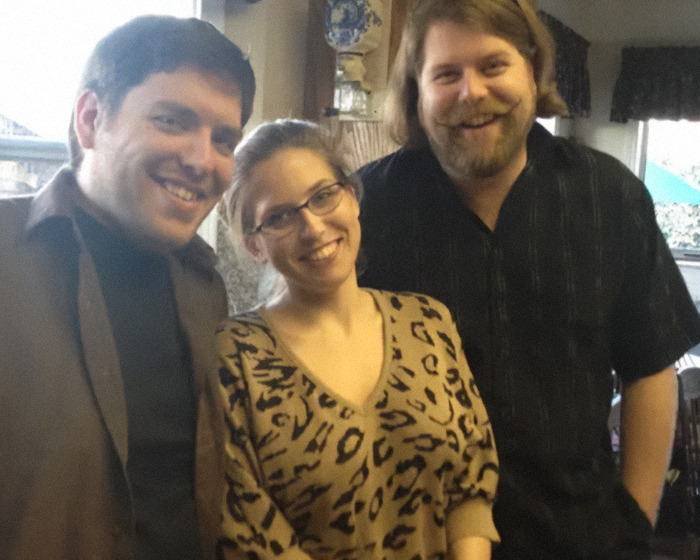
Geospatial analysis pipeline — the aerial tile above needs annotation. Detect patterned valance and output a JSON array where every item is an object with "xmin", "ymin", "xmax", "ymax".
[
  {"xmin": 539, "ymin": 11, "xmax": 591, "ymax": 118},
  {"xmin": 611, "ymin": 47, "xmax": 700, "ymax": 123}
]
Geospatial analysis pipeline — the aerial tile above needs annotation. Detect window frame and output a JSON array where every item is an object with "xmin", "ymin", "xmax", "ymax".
[{"xmin": 0, "ymin": 0, "xmax": 225, "ymax": 246}]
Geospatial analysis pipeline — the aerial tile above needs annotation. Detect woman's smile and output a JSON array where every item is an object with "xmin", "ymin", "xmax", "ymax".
[{"xmin": 302, "ymin": 239, "xmax": 341, "ymax": 262}]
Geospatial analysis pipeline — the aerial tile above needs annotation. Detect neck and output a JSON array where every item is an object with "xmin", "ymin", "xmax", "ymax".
[
  {"xmin": 265, "ymin": 274, "xmax": 365, "ymax": 330},
  {"xmin": 447, "ymin": 147, "xmax": 527, "ymax": 231}
]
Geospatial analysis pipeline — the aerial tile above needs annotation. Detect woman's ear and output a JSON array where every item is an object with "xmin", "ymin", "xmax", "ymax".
[
  {"xmin": 344, "ymin": 177, "xmax": 361, "ymax": 218},
  {"xmin": 244, "ymin": 234, "xmax": 268, "ymax": 264},
  {"xmin": 348, "ymin": 187, "xmax": 361, "ymax": 219}
]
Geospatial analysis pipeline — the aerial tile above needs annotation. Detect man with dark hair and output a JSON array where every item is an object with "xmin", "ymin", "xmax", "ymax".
[
  {"xmin": 358, "ymin": 0, "xmax": 700, "ymax": 558},
  {"xmin": 0, "ymin": 15, "xmax": 254, "ymax": 560}
]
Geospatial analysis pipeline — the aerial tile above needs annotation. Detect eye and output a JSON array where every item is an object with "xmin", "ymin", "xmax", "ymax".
[
  {"xmin": 483, "ymin": 60, "xmax": 508, "ymax": 77},
  {"xmin": 309, "ymin": 183, "xmax": 344, "ymax": 210},
  {"xmin": 212, "ymin": 130, "xmax": 242, "ymax": 157},
  {"xmin": 152, "ymin": 114, "xmax": 186, "ymax": 133},
  {"xmin": 432, "ymin": 69, "xmax": 460, "ymax": 84},
  {"xmin": 313, "ymin": 185, "xmax": 336, "ymax": 202},
  {"xmin": 262, "ymin": 207, "xmax": 295, "ymax": 230}
]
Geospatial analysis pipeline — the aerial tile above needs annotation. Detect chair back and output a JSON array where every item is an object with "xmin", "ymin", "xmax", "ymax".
[
  {"xmin": 681, "ymin": 367, "xmax": 700, "ymax": 401},
  {"xmin": 679, "ymin": 367, "xmax": 700, "ymax": 533}
]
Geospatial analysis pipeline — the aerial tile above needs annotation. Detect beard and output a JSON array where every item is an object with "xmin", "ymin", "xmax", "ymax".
[{"xmin": 425, "ymin": 100, "xmax": 535, "ymax": 181}]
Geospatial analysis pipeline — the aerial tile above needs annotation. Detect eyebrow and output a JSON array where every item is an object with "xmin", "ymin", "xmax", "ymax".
[
  {"xmin": 425, "ymin": 49, "xmax": 514, "ymax": 69},
  {"xmin": 263, "ymin": 179, "xmax": 341, "ymax": 213},
  {"xmin": 151, "ymin": 101, "xmax": 197, "ymax": 121},
  {"xmin": 151, "ymin": 101, "xmax": 242, "ymax": 136},
  {"xmin": 304, "ymin": 178, "xmax": 342, "ymax": 196}
]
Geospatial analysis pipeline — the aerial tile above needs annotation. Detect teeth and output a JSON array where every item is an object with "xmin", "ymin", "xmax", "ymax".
[
  {"xmin": 307, "ymin": 242, "xmax": 338, "ymax": 261},
  {"xmin": 463, "ymin": 114, "xmax": 495, "ymax": 127},
  {"xmin": 164, "ymin": 182, "xmax": 199, "ymax": 202}
]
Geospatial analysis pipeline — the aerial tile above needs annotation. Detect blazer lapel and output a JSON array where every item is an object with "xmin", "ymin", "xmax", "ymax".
[{"xmin": 77, "ymin": 247, "xmax": 129, "ymax": 470}]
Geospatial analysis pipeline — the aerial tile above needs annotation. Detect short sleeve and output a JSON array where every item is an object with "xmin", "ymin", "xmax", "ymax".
[
  {"xmin": 610, "ymin": 171, "xmax": 700, "ymax": 381},
  {"xmin": 217, "ymin": 320, "xmax": 311, "ymax": 560}
]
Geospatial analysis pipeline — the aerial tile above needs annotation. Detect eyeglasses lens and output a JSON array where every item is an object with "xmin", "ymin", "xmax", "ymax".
[
  {"xmin": 257, "ymin": 182, "xmax": 346, "ymax": 235},
  {"xmin": 309, "ymin": 184, "xmax": 343, "ymax": 215}
]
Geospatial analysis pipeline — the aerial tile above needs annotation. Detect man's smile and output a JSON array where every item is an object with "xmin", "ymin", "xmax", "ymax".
[
  {"xmin": 458, "ymin": 113, "xmax": 499, "ymax": 128},
  {"xmin": 160, "ymin": 180, "xmax": 206, "ymax": 202}
]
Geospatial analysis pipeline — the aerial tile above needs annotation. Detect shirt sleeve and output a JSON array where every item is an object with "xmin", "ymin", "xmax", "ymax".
[
  {"xmin": 610, "ymin": 169, "xmax": 700, "ymax": 381},
  {"xmin": 217, "ymin": 321, "xmax": 313, "ymax": 560},
  {"xmin": 429, "ymin": 298, "xmax": 500, "ymax": 543}
]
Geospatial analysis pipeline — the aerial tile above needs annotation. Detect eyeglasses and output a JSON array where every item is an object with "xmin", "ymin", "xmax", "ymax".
[{"xmin": 248, "ymin": 181, "xmax": 349, "ymax": 236}]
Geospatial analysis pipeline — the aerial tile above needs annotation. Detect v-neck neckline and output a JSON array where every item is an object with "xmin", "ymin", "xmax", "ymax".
[{"xmin": 257, "ymin": 288, "xmax": 390, "ymax": 415}]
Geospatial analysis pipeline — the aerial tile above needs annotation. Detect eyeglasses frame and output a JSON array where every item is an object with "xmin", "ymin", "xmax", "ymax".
[{"xmin": 247, "ymin": 180, "xmax": 350, "ymax": 236}]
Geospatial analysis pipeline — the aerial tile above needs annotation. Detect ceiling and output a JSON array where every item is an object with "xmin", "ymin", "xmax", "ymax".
[{"xmin": 538, "ymin": 0, "xmax": 700, "ymax": 44}]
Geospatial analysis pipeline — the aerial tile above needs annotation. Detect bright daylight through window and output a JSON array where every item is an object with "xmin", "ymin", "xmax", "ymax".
[
  {"xmin": 643, "ymin": 119, "xmax": 700, "ymax": 255},
  {"xmin": 0, "ymin": 0, "xmax": 196, "ymax": 195}
]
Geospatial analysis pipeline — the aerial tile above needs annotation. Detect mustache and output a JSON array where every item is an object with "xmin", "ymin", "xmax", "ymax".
[{"xmin": 434, "ymin": 102, "xmax": 513, "ymax": 127}]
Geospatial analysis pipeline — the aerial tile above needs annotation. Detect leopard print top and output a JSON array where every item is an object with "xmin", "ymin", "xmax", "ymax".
[{"xmin": 217, "ymin": 290, "xmax": 499, "ymax": 559}]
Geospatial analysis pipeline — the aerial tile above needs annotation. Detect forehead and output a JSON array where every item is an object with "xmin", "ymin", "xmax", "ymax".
[
  {"xmin": 116, "ymin": 67, "xmax": 243, "ymax": 126},
  {"xmin": 421, "ymin": 20, "xmax": 524, "ymax": 67},
  {"xmin": 254, "ymin": 147, "xmax": 336, "ymax": 187},
  {"xmin": 247, "ymin": 147, "xmax": 336, "ymax": 204}
]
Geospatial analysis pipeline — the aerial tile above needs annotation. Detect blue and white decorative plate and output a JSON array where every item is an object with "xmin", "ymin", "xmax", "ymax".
[{"xmin": 325, "ymin": 0, "xmax": 382, "ymax": 50}]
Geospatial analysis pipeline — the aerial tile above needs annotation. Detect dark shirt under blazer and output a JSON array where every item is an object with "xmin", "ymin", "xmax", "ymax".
[
  {"xmin": 0, "ymin": 168, "xmax": 228, "ymax": 559},
  {"xmin": 358, "ymin": 123, "xmax": 700, "ymax": 559}
]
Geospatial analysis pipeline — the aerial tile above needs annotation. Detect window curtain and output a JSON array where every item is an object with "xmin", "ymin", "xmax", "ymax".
[
  {"xmin": 539, "ymin": 11, "xmax": 591, "ymax": 118},
  {"xmin": 610, "ymin": 47, "xmax": 700, "ymax": 123}
]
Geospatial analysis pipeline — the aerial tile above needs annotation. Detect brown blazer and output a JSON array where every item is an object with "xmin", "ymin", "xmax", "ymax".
[{"xmin": 0, "ymin": 169, "xmax": 228, "ymax": 559}]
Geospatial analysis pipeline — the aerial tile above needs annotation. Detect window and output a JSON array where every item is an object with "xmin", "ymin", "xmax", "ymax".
[
  {"xmin": 641, "ymin": 119, "xmax": 700, "ymax": 326},
  {"xmin": 537, "ymin": 117, "xmax": 560, "ymax": 136},
  {"xmin": 0, "ymin": 0, "xmax": 198, "ymax": 195},
  {"xmin": 641, "ymin": 119, "xmax": 700, "ymax": 255}
]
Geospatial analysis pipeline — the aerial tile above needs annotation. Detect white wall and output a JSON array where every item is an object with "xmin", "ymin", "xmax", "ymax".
[
  {"xmin": 223, "ymin": 0, "xmax": 394, "ymax": 124},
  {"xmin": 199, "ymin": 0, "xmax": 226, "ymax": 31},
  {"xmin": 570, "ymin": 43, "xmax": 641, "ymax": 170},
  {"xmin": 538, "ymin": 0, "xmax": 700, "ymax": 171},
  {"xmin": 540, "ymin": 0, "xmax": 700, "ymax": 44},
  {"xmin": 224, "ymin": 0, "xmax": 310, "ymax": 129}
]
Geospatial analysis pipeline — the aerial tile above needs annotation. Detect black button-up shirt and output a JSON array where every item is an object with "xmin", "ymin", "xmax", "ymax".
[{"xmin": 358, "ymin": 124, "xmax": 700, "ymax": 557}]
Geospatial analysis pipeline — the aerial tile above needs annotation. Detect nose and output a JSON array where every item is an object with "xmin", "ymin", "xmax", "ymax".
[
  {"xmin": 297, "ymin": 208, "xmax": 326, "ymax": 238},
  {"xmin": 458, "ymin": 70, "xmax": 488, "ymax": 103},
  {"xmin": 181, "ymin": 128, "xmax": 215, "ymax": 178}
]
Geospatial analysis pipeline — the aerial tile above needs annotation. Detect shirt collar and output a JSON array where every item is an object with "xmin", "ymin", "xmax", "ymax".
[
  {"xmin": 25, "ymin": 166, "xmax": 81, "ymax": 233},
  {"xmin": 526, "ymin": 121, "xmax": 573, "ymax": 167}
]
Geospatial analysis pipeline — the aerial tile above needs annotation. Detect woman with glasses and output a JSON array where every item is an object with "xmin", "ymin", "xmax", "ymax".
[{"xmin": 216, "ymin": 119, "xmax": 499, "ymax": 560}]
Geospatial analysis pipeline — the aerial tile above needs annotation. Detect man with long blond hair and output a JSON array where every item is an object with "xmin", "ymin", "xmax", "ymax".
[{"xmin": 358, "ymin": 0, "xmax": 700, "ymax": 558}]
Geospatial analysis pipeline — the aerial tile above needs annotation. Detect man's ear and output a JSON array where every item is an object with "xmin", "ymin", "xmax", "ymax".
[
  {"xmin": 74, "ymin": 90, "xmax": 102, "ymax": 150},
  {"xmin": 244, "ymin": 234, "xmax": 268, "ymax": 264}
]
